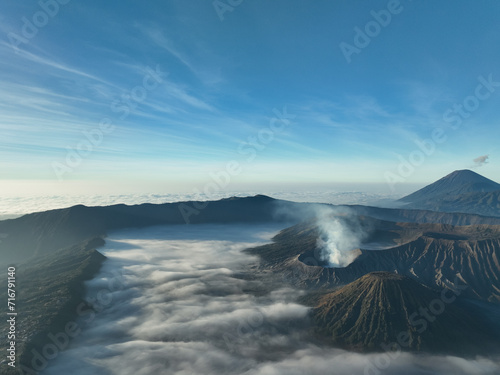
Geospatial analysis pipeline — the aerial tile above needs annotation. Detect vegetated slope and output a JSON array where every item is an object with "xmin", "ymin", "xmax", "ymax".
[
  {"xmin": 0, "ymin": 195, "xmax": 284, "ymax": 264},
  {"xmin": 0, "ymin": 238, "xmax": 106, "ymax": 374},
  {"xmin": 312, "ymin": 272, "xmax": 498, "ymax": 354}
]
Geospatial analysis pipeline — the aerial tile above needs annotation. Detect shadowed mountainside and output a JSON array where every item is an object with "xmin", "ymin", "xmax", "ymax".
[
  {"xmin": 0, "ymin": 238, "xmax": 106, "ymax": 374},
  {"xmin": 399, "ymin": 170, "xmax": 500, "ymax": 217},
  {"xmin": 400, "ymin": 170, "xmax": 500, "ymax": 203},
  {"xmin": 0, "ymin": 195, "xmax": 284, "ymax": 264},
  {"xmin": 310, "ymin": 272, "xmax": 499, "ymax": 355},
  {"xmin": 402, "ymin": 190, "xmax": 500, "ymax": 217},
  {"xmin": 3, "ymin": 195, "xmax": 500, "ymax": 264},
  {"xmin": 247, "ymin": 218, "xmax": 500, "ymax": 302}
]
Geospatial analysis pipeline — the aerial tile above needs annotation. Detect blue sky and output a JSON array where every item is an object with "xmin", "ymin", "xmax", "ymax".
[{"xmin": 1, "ymin": 0, "xmax": 500, "ymax": 196}]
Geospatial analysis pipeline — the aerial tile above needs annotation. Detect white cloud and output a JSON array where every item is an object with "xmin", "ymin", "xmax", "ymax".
[{"xmin": 39, "ymin": 224, "xmax": 500, "ymax": 375}]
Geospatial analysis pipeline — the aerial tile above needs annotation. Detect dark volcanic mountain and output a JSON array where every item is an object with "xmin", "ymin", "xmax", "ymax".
[
  {"xmin": 403, "ymin": 190, "xmax": 500, "ymax": 218},
  {"xmin": 0, "ymin": 238, "xmax": 105, "ymax": 373},
  {"xmin": 312, "ymin": 272, "xmax": 498, "ymax": 354},
  {"xmin": 399, "ymin": 170, "xmax": 500, "ymax": 217},
  {"xmin": 3, "ymin": 194, "xmax": 500, "ymax": 265},
  {"xmin": 400, "ymin": 169, "xmax": 500, "ymax": 203},
  {"xmin": 248, "ymin": 218, "xmax": 500, "ymax": 302},
  {"xmin": 247, "ymin": 213, "xmax": 500, "ymax": 353},
  {"xmin": 0, "ymin": 195, "xmax": 285, "ymax": 264}
]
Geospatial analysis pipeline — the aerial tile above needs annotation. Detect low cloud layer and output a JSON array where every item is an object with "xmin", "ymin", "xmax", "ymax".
[{"xmin": 43, "ymin": 224, "xmax": 500, "ymax": 375}]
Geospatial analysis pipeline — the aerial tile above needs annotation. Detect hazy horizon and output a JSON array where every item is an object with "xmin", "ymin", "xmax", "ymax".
[{"xmin": 0, "ymin": 184, "xmax": 409, "ymax": 220}]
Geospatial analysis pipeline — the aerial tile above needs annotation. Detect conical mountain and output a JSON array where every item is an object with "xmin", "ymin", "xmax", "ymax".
[
  {"xmin": 400, "ymin": 169, "xmax": 500, "ymax": 203},
  {"xmin": 313, "ymin": 272, "xmax": 498, "ymax": 355}
]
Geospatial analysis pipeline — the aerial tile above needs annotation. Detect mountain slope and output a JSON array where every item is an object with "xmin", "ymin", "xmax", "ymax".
[
  {"xmin": 398, "ymin": 170, "xmax": 500, "ymax": 217},
  {"xmin": 404, "ymin": 190, "xmax": 500, "ymax": 217},
  {"xmin": 400, "ymin": 169, "xmax": 500, "ymax": 203},
  {"xmin": 249, "ymin": 219, "xmax": 500, "ymax": 302},
  {"xmin": 0, "ymin": 195, "xmax": 286, "ymax": 264},
  {"xmin": 312, "ymin": 272, "xmax": 498, "ymax": 354},
  {"xmin": 4, "ymin": 194, "xmax": 500, "ymax": 265},
  {"xmin": 0, "ymin": 237, "xmax": 106, "ymax": 374}
]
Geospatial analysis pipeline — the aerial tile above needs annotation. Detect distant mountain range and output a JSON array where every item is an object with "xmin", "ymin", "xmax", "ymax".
[
  {"xmin": 3, "ymin": 192, "xmax": 500, "ymax": 265},
  {"xmin": 0, "ymin": 195, "xmax": 283, "ymax": 264},
  {"xmin": 399, "ymin": 169, "xmax": 500, "ymax": 217}
]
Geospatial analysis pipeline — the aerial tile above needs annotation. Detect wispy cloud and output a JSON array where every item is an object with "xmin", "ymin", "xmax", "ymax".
[
  {"xmin": 472, "ymin": 154, "xmax": 489, "ymax": 168},
  {"xmin": 0, "ymin": 42, "xmax": 115, "ymax": 87},
  {"xmin": 137, "ymin": 23, "xmax": 224, "ymax": 86}
]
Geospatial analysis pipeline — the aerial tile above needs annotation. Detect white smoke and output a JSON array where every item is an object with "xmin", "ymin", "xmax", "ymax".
[{"xmin": 315, "ymin": 206, "xmax": 369, "ymax": 267}]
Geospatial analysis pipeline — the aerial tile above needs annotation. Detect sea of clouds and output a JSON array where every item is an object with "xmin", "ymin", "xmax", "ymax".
[{"xmin": 39, "ymin": 224, "xmax": 500, "ymax": 375}]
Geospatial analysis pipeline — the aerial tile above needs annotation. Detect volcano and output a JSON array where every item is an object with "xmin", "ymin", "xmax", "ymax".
[
  {"xmin": 399, "ymin": 170, "xmax": 500, "ymax": 216},
  {"xmin": 312, "ymin": 272, "xmax": 498, "ymax": 354},
  {"xmin": 400, "ymin": 169, "xmax": 500, "ymax": 203}
]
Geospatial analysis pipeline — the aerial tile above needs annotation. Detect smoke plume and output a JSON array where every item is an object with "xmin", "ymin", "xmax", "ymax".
[{"xmin": 315, "ymin": 206, "xmax": 369, "ymax": 267}]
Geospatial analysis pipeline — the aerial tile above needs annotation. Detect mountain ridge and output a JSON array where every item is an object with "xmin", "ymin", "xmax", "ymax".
[
  {"xmin": 311, "ymin": 271, "xmax": 498, "ymax": 354},
  {"xmin": 4, "ymin": 195, "xmax": 500, "ymax": 264},
  {"xmin": 399, "ymin": 169, "xmax": 500, "ymax": 217},
  {"xmin": 249, "ymin": 219, "xmax": 500, "ymax": 303}
]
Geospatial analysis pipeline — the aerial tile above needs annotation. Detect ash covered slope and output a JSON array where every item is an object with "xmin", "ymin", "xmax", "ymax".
[
  {"xmin": 348, "ymin": 232, "xmax": 500, "ymax": 302},
  {"xmin": 249, "ymin": 219, "xmax": 500, "ymax": 303},
  {"xmin": 312, "ymin": 272, "xmax": 498, "ymax": 355},
  {"xmin": 399, "ymin": 170, "xmax": 500, "ymax": 217},
  {"xmin": 247, "ymin": 216, "xmax": 500, "ymax": 354}
]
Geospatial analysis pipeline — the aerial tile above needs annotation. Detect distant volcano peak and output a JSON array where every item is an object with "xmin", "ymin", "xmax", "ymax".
[
  {"xmin": 400, "ymin": 169, "xmax": 500, "ymax": 203},
  {"xmin": 444, "ymin": 169, "xmax": 494, "ymax": 182}
]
